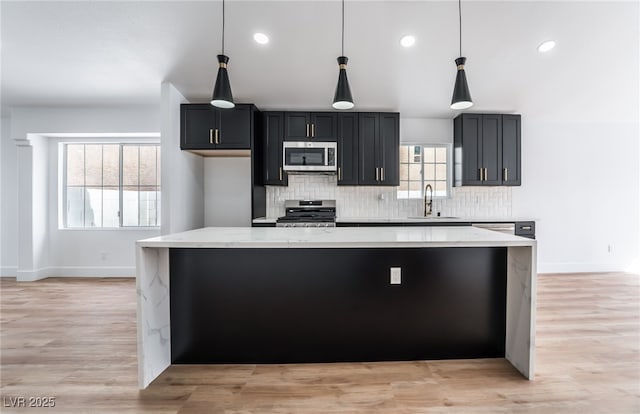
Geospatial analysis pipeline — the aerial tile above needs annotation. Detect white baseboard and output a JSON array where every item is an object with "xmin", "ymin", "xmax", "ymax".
[
  {"xmin": 9, "ymin": 266, "xmax": 135, "ymax": 281},
  {"xmin": 47, "ymin": 266, "xmax": 135, "ymax": 278},
  {"xmin": 538, "ymin": 262, "xmax": 631, "ymax": 274},
  {"xmin": 1, "ymin": 266, "xmax": 18, "ymax": 277},
  {"xmin": 16, "ymin": 267, "xmax": 50, "ymax": 282}
]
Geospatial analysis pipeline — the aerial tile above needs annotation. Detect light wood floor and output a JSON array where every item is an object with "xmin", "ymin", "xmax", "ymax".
[{"xmin": 1, "ymin": 273, "xmax": 639, "ymax": 413}]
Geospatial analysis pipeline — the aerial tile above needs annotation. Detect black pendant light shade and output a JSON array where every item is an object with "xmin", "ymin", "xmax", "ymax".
[
  {"xmin": 333, "ymin": 56, "xmax": 354, "ymax": 110},
  {"xmin": 211, "ymin": 54, "xmax": 234, "ymax": 109},
  {"xmin": 451, "ymin": 57, "xmax": 473, "ymax": 110},
  {"xmin": 211, "ymin": 0, "xmax": 234, "ymax": 109},
  {"xmin": 332, "ymin": 0, "xmax": 354, "ymax": 110},
  {"xmin": 451, "ymin": 0, "xmax": 473, "ymax": 110}
]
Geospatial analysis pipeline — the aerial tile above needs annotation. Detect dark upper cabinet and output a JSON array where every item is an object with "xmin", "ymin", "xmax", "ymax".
[
  {"xmin": 181, "ymin": 104, "xmax": 253, "ymax": 150},
  {"xmin": 454, "ymin": 113, "xmax": 521, "ymax": 186},
  {"xmin": 379, "ymin": 113, "xmax": 400, "ymax": 186},
  {"xmin": 336, "ymin": 113, "xmax": 358, "ymax": 185},
  {"xmin": 358, "ymin": 112, "xmax": 399, "ymax": 186},
  {"xmin": 481, "ymin": 114, "xmax": 502, "ymax": 186},
  {"xmin": 263, "ymin": 112, "xmax": 288, "ymax": 186},
  {"xmin": 501, "ymin": 115, "xmax": 521, "ymax": 186},
  {"xmin": 284, "ymin": 112, "xmax": 337, "ymax": 141}
]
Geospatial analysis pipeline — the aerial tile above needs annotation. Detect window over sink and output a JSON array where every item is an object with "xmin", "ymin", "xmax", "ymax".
[{"xmin": 397, "ymin": 144, "xmax": 451, "ymax": 199}]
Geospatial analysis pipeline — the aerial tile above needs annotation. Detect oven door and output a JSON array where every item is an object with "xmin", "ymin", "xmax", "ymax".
[{"xmin": 283, "ymin": 142, "xmax": 337, "ymax": 172}]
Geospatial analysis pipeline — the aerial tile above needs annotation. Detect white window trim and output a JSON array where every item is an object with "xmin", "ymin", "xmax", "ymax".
[
  {"xmin": 398, "ymin": 143, "xmax": 453, "ymax": 200},
  {"xmin": 58, "ymin": 139, "xmax": 161, "ymax": 230}
]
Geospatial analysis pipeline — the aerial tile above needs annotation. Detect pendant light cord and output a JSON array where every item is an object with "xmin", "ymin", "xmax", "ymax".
[
  {"xmin": 341, "ymin": 0, "xmax": 345, "ymax": 56},
  {"xmin": 458, "ymin": 0, "xmax": 462, "ymax": 57},
  {"xmin": 222, "ymin": 0, "xmax": 225, "ymax": 55}
]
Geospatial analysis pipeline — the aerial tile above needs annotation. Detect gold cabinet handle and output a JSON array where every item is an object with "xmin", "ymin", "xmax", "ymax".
[
  {"xmin": 503, "ymin": 168, "xmax": 508, "ymax": 182},
  {"xmin": 484, "ymin": 167, "xmax": 488, "ymax": 181},
  {"xmin": 338, "ymin": 167, "xmax": 342, "ymax": 181},
  {"xmin": 279, "ymin": 167, "xmax": 283, "ymax": 181},
  {"xmin": 479, "ymin": 168, "xmax": 483, "ymax": 181},
  {"xmin": 306, "ymin": 123, "xmax": 310, "ymax": 138},
  {"xmin": 311, "ymin": 123, "xmax": 315, "ymax": 137},
  {"xmin": 521, "ymin": 225, "xmax": 532, "ymax": 231},
  {"xmin": 209, "ymin": 129, "xmax": 214, "ymax": 145},
  {"xmin": 381, "ymin": 167, "xmax": 385, "ymax": 181},
  {"xmin": 215, "ymin": 128, "xmax": 220, "ymax": 145}
]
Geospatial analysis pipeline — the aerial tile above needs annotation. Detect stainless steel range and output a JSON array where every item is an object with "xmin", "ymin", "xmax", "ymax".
[{"xmin": 276, "ymin": 200, "xmax": 336, "ymax": 228}]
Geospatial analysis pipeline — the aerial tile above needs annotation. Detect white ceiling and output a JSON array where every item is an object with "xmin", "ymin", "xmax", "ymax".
[{"xmin": 1, "ymin": 1, "xmax": 638, "ymax": 118}]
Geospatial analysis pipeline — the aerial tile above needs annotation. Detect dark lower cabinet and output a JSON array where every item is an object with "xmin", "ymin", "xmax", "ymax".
[
  {"xmin": 170, "ymin": 247, "xmax": 507, "ymax": 364},
  {"xmin": 454, "ymin": 113, "xmax": 521, "ymax": 186},
  {"xmin": 263, "ymin": 112, "xmax": 287, "ymax": 186},
  {"xmin": 359, "ymin": 112, "xmax": 399, "ymax": 186},
  {"xmin": 181, "ymin": 104, "xmax": 254, "ymax": 150},
  {"xmin": 515, "ymin": 221, "xmax": 535, "ymax": 239}
]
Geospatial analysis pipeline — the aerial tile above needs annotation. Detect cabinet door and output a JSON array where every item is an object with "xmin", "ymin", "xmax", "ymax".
[
  {"xmin": 501, "ymin": 115, "xmax": 521, "ymax": 186},
  {"xmin": 310, "ymin": 113, "xmax": 337, "ymax": 141},
  {"xmin": 459, "ymin": 114, "xmax": 483, "ymax": 185},
  {"xmin": 337, "ymin": 113, "xmax": 358, "ymax": 185},
  {"xmin": 358, "ymin": 113, "xmax": 379, "ymax": 185},
  {"xmin": 481, "ymin": 114, "xmax": 502, "ymax": 185},
  {"xmin": 378, "ymin": 113, "xmax": 399, "ymax": 186},
  {"xmin": 284, "ymin": 112, "xmax": 311, "ymax": 140},
  {"xmin": 216, "ymin": 105, "xmax": 251, "ymax": 149},
  {"xmin": 181, "ymin": 104, "xmax": 216, "ymax": 149},
  {"xmin": 263, "ymin": 112, "xmax": 287, "ymax": 186}
]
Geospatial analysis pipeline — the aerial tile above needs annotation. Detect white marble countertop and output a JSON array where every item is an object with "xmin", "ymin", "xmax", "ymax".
[
  {"xmin": 137, "ymin": 226, "xmax": 536, "ymax": 249},
  {"xmin": 252, "ymin": 217, "xmax": 536, "ymax": 224}
]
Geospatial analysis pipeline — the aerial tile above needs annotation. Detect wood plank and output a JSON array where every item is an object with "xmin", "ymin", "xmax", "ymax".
[{"xmin": 1, "ymin": 273, "xmax": 639, "ymax": 413}]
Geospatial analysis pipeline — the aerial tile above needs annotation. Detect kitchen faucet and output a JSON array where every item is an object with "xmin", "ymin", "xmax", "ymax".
[{"xmin": 424, "ymin": 184, "xmax": 433, "ymax": 217}]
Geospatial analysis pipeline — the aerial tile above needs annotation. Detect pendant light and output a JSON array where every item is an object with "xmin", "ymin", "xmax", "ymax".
[
  {"xmin": 450, "ymin": 0, "xmax": 473, "ymax": 110},
  {"xmin": 211, "ymin": 0, "xmax": 234, "ymax": 109},
  {"xmin": 332, "ymin": 0, "xmax": 354, "ymax": 110}
]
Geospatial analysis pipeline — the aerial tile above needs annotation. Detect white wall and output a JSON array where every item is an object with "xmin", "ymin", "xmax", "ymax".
[
  {"xmin": 512, "ymin": 119, "xmax": 639, "ymax": 274},
  {"xmin": 0, "ymin": 116, "xmax": 18, "ymax": 275},
  {"xmin": 204, "ymin": 157, "xmax": 252, "ymax": 227},
  {"xmin": 160, "ymin": 83, "xmax": 204, "ymax": 235},
  {"xmin": 4, "ymin": 106, "xmax": 161, "ymax": 279}
]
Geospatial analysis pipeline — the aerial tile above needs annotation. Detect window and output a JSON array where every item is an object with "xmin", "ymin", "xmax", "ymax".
[
  {"xmin": 63, "ymin": 143, "xmax": 161, "ymax": 228},
  {"xmin": 398, "ymin": 144, "xmax": 450, "ymax": 199}
]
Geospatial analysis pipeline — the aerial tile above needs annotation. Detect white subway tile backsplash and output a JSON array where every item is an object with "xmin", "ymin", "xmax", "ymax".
[{"xmin": 266, "ymin": 175, "xmax": 512, "ymax": 218}]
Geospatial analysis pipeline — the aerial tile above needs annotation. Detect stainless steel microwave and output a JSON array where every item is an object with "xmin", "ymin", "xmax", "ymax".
[{"xmin": 283, "ymin": 141, "xmax": 337, "ymax": 173}]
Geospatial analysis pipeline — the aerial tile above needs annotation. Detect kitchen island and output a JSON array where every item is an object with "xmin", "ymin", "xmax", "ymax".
[{"xmin": 136, "ymin": 226, "xmax": 536, "ymax": 388}]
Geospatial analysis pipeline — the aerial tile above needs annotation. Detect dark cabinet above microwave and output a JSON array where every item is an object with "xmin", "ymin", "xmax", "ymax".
[
  {"xmin": 180, "ymin": 104, "xmax": 256, "ymax": 154},
  {"xmin": 284, "ymin": 112, "xmax": 337, "ymax": 141}
]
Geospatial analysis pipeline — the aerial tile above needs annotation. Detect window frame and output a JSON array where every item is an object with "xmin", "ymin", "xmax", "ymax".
[
  {"xmin": 397, "ymin": 143, "xmax": 453, "ymax": 200},
  {"xmin": 60, "ymin": 141, "xmax": 161, "ymax": 230}
]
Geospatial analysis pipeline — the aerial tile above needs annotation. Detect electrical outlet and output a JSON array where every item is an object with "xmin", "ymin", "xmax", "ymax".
[
  {"xmin": 390, "ymin": 267, "xmax": 401, "ymax": 284},
  {"xmin": 100, "ymin": 251, "xmax": 108, "ymax": 261},
  {"xmin": 607, "ymin": 244, "xmax": 613, "ymax": 254}
]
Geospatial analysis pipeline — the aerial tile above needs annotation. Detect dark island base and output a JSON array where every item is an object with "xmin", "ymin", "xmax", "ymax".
[{"xmin": 170, "ymin": 247, "xmax": 507, "ymax": 364}]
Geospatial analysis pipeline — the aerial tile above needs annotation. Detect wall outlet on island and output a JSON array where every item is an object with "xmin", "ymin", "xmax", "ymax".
[
  {"xmin": 100, "ymin": 251, "xmax": 108, "ymax": 261},
  {"xmin": 607, "ymin": 244, "xmax": 613, "ymax": 254},
  {"xmin": 390, "ymin": 267, "xmax": 401, "ymax": 284}
]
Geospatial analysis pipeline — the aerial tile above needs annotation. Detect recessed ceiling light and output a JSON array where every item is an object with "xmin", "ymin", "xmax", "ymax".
[
  {"xmin": 253, "ymin": 33, "xmax": 269, "ymax": 45},
  {"xmin": 400, "ymin": 35, "xmax": 416, "ymax": 48},
  {"xmin": 537, "ymin": 40, "xmax": 556, "ymax": 53}
]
